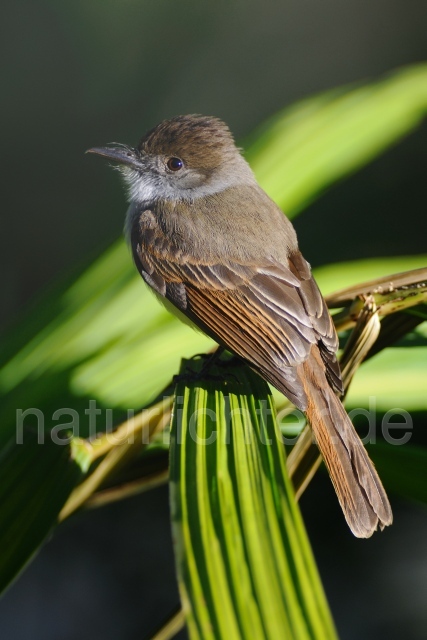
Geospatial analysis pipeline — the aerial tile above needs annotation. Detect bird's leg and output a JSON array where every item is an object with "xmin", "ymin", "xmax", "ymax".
[
  {"xmin": 173, "ymin": 347, "xmax": 242, "ymax": 385},
  {"xmin": 191, "ymin": 345, "xmax": 226, "ymax": 369}
]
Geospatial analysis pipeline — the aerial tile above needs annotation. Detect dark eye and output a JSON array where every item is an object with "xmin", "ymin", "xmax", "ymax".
[{"xmin": 167, "ymin": 157, "xmax": 183, "ymax": 171}]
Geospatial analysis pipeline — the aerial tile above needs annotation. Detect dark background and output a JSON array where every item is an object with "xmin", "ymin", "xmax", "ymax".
[{"xmin": 1, "ymin": 1, "xmax": 426, "ymax": 638}]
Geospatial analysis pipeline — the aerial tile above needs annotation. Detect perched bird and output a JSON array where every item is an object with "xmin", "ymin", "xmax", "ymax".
[{"xmin": 88, "ymin": 114, "xmax": 392, "ymax": 537}]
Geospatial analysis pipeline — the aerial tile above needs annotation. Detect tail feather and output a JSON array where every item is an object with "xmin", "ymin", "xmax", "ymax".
[{"xmin": 301, "ymin": 352, "xmax": 393, "ymax": 538}]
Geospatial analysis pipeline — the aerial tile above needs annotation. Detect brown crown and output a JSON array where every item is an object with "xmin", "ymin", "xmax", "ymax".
[{"xmin": 138, "ymin": 114, "xmax": 238, "ymax": 170}]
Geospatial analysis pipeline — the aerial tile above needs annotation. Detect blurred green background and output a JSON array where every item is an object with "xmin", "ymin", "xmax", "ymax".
[{"xmin": 1, "ymin": 1, "xmax": 426, "ymax": 639}]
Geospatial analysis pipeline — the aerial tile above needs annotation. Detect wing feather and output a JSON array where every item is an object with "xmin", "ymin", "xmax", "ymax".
[{"xmin": 132, "ymin": 215, "xmax": 343, "ymax": 405}]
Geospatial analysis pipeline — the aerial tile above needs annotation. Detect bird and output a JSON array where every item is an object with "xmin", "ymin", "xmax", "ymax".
[{"xmin": 88, "ymin": 114, "xmax": 392, "ymax": 537}]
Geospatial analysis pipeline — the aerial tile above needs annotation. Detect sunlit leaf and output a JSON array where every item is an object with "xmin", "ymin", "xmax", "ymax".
[
  {"xmin": 246, "ymin": 64, "xmax": 427, "ymax": 216},
  {"xmin": 170, "ymin": 357, "xmax": 337, "ymax": 640},
  {"xmin": 314, "ymin": 255, "xmax": 427, "ymax": 297}
]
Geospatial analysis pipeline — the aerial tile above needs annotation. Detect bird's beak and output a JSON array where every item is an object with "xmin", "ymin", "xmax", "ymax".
[{"xmin": 86, "ymin": 145, "xmax": 142, "ymax": 170}]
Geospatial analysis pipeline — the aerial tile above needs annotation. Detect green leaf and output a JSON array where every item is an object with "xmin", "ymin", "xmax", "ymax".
[
  {"xmin": 311, "ymin": 256, "xmax": 427, "ymax": 412},
  {"xmin": 170, "ymin": 357, "xmax": 337, "ymax": 640},
  {"xmin": 0, "ymin": 431, "xmax": 91, "ymax": 594},
  {"xmin": 345, "ymin": 346, "xmax": 427, "ymax": 411},
  {"xmin": 0, "ymin": 241, "xmax": 213, "ymax": 445},
  {"xmin": 246, "ymin": 64, "xmax": 427, "ymax": 216},
  {"xmin": 314, "ymin": 255, "xmax": 427, "ymax": 297}
]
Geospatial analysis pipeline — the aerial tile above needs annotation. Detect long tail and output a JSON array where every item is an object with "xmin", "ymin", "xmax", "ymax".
[{"xmin": 300, "ymin": 351, "xmax": 393, "ymax": 538}]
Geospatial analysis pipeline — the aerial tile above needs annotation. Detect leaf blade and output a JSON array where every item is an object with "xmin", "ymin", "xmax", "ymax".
[
  {"xmin": 170, "ymin": 358, "xmax": 337, "ymax": 640},
  {"xmin": 0, "ymin": 432, "xmax": 91, "ymax": 594}
]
